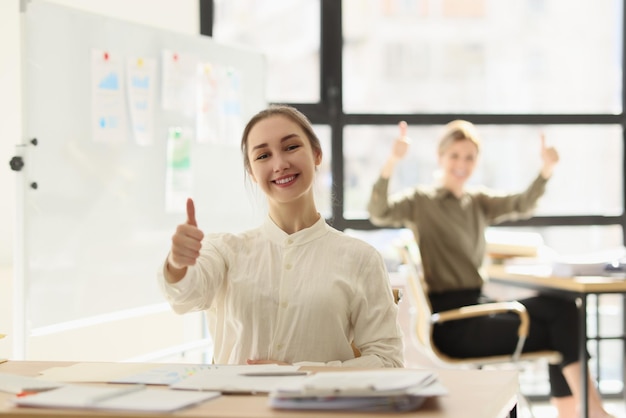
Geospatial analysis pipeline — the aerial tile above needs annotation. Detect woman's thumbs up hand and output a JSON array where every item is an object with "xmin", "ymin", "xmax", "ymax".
[{"xmin": 167, "ymin": 198, "xmax": 204, "ymax": 279}]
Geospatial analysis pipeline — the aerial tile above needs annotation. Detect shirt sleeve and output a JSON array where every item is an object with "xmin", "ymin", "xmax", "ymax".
[
  {"xmin": 367, "ymin": 176, "xmax": 414, "ymax": 228},
  {"xmin": 348, "ymin": 250, "xmax": 405, "ymax": 368},
  {"xmin": 157, "ymin": 239, "xmax": 227, "ymax": 314},
  {"xmin": 478, "ymin": 173, "xmax": 549, "ymax": 224}
]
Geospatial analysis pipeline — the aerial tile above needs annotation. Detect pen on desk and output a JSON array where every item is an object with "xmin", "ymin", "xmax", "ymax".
[
  {"xmin": 239, "ymin": 371, "xmax": 309, "ymax": 377},
  {"xmin": 88, "ymin": 385, "xmax": 145, "ymax": 405},
  {"xmin": 16, "ymin": 391, "xmax": 38, "ymax": 397}
]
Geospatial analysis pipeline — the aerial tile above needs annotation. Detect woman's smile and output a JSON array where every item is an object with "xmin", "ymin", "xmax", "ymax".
[{"xmin": 273, "ymin": 174, "xmax": 298, "ymax": 186}]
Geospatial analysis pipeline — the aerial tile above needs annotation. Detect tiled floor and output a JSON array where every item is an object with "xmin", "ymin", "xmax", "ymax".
[{"xmin": 523, "ymin": 398, "xmax": 625, "ymax": 418}]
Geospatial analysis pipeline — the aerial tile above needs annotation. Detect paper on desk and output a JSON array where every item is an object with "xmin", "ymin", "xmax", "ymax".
[
  {"xmin": 0, "ymin": 372, "xmax": 64, "ymax": 394},
  {"xmin": 37, "ymin": 363, "xmax": 161, "ymax": 383},
  {"xmin": 170, "ymin": 364, "xmax": 307, "ymax": 393},
  {"xmin": 13, "ymin": 384, "xmax": 220, "ymax": 412},
  {"xmin": 110, "ymin": 363, "xmax": 215, "ymax": 385}
]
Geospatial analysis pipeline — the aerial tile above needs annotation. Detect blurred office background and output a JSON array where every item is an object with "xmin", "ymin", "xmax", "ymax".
[
  {"xmin": 1, "ymin": 0, "xmax": 624, "ymax": 404},
  {"xmin": 208, "ymin": 0, "xmax": 625, "ymax": 401}
]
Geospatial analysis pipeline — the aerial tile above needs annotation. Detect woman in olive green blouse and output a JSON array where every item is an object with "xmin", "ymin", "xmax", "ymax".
[{"xmin": 368, "ymin": 120, "xmax": 613, "ymax": 418}]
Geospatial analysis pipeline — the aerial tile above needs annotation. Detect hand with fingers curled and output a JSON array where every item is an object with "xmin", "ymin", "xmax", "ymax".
[
  {"xmin": 379, "ymin": 121, "xmax": 412, "ymax": 179},
  {"xmin": 539, "ymin": 133, "xmax": 559, "ymax": 179},
  {"xmin": 166, "ymin": 198, "xmax": 204, "ymax": 282},
  {"xmin": 390, "ymin": 121, "xmax": 411, "ymax": 162}
]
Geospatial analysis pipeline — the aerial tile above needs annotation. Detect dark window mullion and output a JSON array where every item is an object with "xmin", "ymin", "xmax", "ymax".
[
  {"xmin": 321, "ymin": 0, "xmax": 345, "ymax": 228},
  {"xmin": 199, "ymin": 0, "xmax": 213, "ymax": 36},
  {"xmin": 343, "ymin": 114, "xmax": 624, "ymax": 126}
]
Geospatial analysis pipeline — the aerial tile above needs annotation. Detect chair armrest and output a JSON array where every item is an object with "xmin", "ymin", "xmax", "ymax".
[
  {"xmin": 432, "ymin": 301, "xmax": 530, "ymax": 339},
  {"xmin": 431, "ymin": 301, "xmax": 530, "ymax": 361}
]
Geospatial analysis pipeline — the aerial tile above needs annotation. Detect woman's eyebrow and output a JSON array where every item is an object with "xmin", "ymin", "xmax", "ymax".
[{"xmin": 251, "ymin": 133, "xmax": 299, "ymax": 151}]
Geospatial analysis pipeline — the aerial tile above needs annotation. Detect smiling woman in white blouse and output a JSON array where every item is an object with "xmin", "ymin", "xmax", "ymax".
[{"xmin": 158, "ymin": 104, "xmax": 404, "ymax": 368}]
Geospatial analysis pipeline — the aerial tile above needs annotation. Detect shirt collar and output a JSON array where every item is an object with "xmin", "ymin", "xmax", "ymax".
[
  {"xmin": 434, "ymin": 186, "xmax": 469, "ymax": 201},
  {"xmin": 434, "ymin": 186, "xmax": 456, "ymax": 199},
  {"xmin": 262, "ymin": 215, "xmax": 328, "ymax": 246}
]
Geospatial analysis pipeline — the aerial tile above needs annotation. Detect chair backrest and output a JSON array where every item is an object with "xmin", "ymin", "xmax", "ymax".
[
  {"xmin": 399, "ymin": 249, "xmax": 433, "ymax": 355},
  {"xmin": 398, "ymin": 245, "xmax": 460, "ymax": 368}
]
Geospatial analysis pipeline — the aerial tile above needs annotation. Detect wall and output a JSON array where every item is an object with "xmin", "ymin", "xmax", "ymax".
[{"xmin": 0, "ymin": 0, "xmax": 200, "ymax": 360}]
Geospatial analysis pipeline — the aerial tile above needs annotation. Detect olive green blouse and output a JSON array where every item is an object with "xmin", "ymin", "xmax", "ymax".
[{"xmin": 368, "ymin": 174, "xmax": 548, "ymax": 293}]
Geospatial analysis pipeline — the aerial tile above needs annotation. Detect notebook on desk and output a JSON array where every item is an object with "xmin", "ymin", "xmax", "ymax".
[{"xmin": 13, "ymin": 384, "xmax": 220, "ymax": 412}]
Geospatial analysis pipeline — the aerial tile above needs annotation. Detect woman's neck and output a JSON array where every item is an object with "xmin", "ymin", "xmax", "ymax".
[
  {"xmin": 441, "ymin": 178, "xmax": 465, "ymax": 198},
  {"xmin": 269, "ymin": 198, "xmax": 320, "ymax": 234}
]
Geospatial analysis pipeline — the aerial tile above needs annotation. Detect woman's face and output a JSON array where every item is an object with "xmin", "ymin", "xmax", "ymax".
[
  {"xmin": 246, "ymin": 115, "xmax": 321, "ymax": 205},
  {"xmin": 438, "ymin": 138, "xmax": 479, "ymax": 189}
]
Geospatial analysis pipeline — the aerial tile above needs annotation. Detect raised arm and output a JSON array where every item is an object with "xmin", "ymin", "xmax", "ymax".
[
  {"xmin": 380, "ymin": 121, "xmax": 411, "ymax": 179},
  {"xmin": 540, "ymin": 133, "xmax": 559, "ymax": 179}
]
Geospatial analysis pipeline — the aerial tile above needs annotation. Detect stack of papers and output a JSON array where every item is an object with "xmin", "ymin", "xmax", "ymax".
[
  {"xmin": 551, "ymin": 247, "xmax": 626, "ymax": 277},
  {"xmin": 269, "ymin": 370, "xmax": 447, "ymax": 412}
]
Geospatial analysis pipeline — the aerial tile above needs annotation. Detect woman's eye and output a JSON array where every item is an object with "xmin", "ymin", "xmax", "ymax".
[
  {"xmin": 255, "ymin": 153, "xmax": 268, "ymax": 160},
  {"xmin": 286, "ymin": 144, "xmax": 300, "ymax": 151}
]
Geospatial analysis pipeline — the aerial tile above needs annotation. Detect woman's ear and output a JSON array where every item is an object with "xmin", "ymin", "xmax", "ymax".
[{"xmin": 314, "ymin": 150, "xmax": 322, "ymax": 167}]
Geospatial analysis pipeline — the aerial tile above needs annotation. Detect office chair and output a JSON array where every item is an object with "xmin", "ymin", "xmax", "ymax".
[{"xmin": 397, "ymin": 245, "xmax": 561, "ymax": 418}]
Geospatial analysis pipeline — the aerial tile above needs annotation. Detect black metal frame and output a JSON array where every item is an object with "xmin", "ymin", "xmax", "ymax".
[{"xmin": 201, "ymin": 0, "xmax": 626, "ymax": 236}]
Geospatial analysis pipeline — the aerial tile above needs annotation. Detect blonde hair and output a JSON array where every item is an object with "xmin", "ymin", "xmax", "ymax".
[{"xmin": 438, "ymin": 120, "xmax": 481, "ymax": 156}]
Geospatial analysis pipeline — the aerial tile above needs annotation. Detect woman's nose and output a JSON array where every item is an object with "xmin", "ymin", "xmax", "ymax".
[{"xmin": 273, "ymin": 155, "xmax": 290, "ymax": 172}]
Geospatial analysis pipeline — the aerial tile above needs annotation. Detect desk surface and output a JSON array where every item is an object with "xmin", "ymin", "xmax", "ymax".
[
  {"xmin": 486, "ymin": 262, "xmax": 626, "ymax": 418},
  {"xmin": 487, "ymin": 264, "xmax": 626, "ymax": 294},
  {"xmin": 0, "ymin": 361, "xmax": 518, "ymax": 418}
]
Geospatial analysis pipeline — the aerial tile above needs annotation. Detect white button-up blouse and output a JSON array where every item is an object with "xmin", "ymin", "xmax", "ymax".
[{"xmin": 159, "ymin": 216, "xmax": 404, "ymax": 368}]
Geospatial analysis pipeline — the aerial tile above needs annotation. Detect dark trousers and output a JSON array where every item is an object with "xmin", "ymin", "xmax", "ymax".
[{"xmin": 429, "ymin": 288, "xmax": 581, "ymax": 397}]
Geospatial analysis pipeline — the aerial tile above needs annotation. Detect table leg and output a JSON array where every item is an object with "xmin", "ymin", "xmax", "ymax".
[
  {"xmin": 622, "ymin": 294, "xmax": 626, "ymax": 405},
  {"xmin": 579, "ymin": 295, "xmax": 589, "ymax": 418}
]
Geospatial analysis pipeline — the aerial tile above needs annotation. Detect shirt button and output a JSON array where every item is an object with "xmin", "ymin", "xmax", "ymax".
[
  {"xmin": 281, "ymin": 302, "xmax": 288, "ymax": 308},
  {"xmin": 276, "ymin": 344, "xmax": 284, "ymax": 350},
  {"xmin": 286, "ymin": 239, "xmax": 293, "ymax": 245},
  {"xmin": 285, "ymin": 264, "xmax": 292, "ymax": 270}
]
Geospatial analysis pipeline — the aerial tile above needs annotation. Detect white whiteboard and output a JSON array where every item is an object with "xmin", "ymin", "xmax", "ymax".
[{"xmin": 18, "ymin": 0, "xmax": 266, "ymax": 331}]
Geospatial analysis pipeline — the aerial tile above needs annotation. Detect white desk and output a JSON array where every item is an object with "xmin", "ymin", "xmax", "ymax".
[
  {"xmin": 487, "ymin": 264, "xmax": 626, "ymax": 418},
  {"xmin": 0, "ymin": 361, "xmax": 519, "ymax": 418}
]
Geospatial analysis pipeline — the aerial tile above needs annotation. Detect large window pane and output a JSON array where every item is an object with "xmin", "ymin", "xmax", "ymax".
[
  {"xmin": 344, "ymin": 124, "xmax": 623, "ymax": 218},
  {"xmin": 343, "ymin": 0, "xmax": 622, "ymax": 114},
  {"xmin": 213, "ymin": 0, "xmax": 320, "ymax": 103},
  {"xmin": 313, "ymin": 125, "xmax": 332, "ymax": 219}
]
